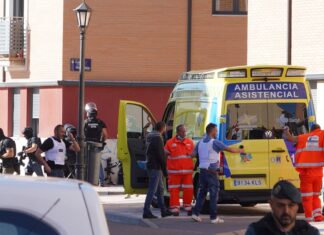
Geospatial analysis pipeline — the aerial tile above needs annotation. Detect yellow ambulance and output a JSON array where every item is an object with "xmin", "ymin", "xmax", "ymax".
[{"xmin": 117, "ymin": 65, "xmax": 316, "ymax": 206}]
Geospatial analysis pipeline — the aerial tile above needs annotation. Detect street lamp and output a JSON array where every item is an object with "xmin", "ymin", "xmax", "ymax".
[{"xmin": 74, "ymin": 1, "xmax": 91, "ymax": 180}]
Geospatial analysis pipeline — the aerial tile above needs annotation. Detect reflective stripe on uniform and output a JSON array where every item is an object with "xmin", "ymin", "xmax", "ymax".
[
  {"xmin": 168, "ymin": 184, "xmax": 181, "ymax": 189},
  {"xmin": 301, "ymin": 192, "xmax": 320, "ymax": 197},
  {"xmin": 168, "ymin": 155, "xmax": 191, "ymax": 160},
  {"xmin": 169, "ymin": 184, "xmax": 193, "ymax": 189},
  {"xmin": 295, "ymin": 147, "xmax": 324, "ymax": 153},
  {"xmin": 313, "ymin": 208, "xmax": 322, "ymax": 215},
  {"xmin": 295, "ymin": 162, "xmax": 324, "ymax": 167},
  {"xmin": 168, "ymin": 170, "xmax": 193, "ymax": 174}
]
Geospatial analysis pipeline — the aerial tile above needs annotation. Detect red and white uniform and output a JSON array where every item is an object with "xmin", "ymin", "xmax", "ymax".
[
  {"xmin": 165, "ymin": 136, "xmax": 194, "ymax": 213},
  {"xmin": 295, "ymin": 129, "xmax": 324, "ymax": 222}
]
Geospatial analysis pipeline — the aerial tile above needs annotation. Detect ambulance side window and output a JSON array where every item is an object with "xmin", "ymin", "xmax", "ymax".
[{"xmin": 163, "ymin": 102, "xmax": 175, "ymax": 141}]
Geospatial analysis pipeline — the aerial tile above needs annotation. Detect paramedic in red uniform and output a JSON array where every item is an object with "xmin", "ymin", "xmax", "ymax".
[
  {"xmin": 284, "ymin": 124, "xmax": 324, "ymax": 222},
  {"xmin": 165, "ymin": 124, "xmax": 194, "ymax": 216}
]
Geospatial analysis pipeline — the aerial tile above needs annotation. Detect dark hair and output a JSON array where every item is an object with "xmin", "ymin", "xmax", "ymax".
[
  {"xmin": 155, "ymin": 121, "xmax": 166, "ymax": 132},
  {"xmin": 206, "ymin": 123, "xmax": 217, "ymax": 134},
  {"xmin": 176, "ymin": 124, "xmax": 185, "ymax": 133},
  {"xmin": 311, "ymin": 124, "xmax": 321, "ymax": 132},
  {"xmin": 54, "ymin": 124, "xmax": 64, "ymax": 133},
  {"xmin": 0, "ymin": 128, "xmax": 5, "ymax": 140}
]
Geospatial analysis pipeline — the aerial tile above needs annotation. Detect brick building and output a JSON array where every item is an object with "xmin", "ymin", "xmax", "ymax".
[
  {"xmin": 248, "ymin": 0, "xmax": 324, "ymax": 126},
  {"xmin": 0, "ymin": 0, "xmax": 247, "ymax": 138}
]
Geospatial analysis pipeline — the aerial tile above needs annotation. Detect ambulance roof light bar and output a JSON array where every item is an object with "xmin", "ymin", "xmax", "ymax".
[
  {"xmin": 180, "ymin": 72, "xmax": 215, "ymax": 80},
  {"xmin": 286, "ymin": 68, "xmax": 305, "ymax": 77},
  {"xmin": 251, "ymin": 68, "xmax": 283, "ymax": 77},
  {"xmin": 218, "ymin": 69, "xmax": 246, "ymax": 78}
]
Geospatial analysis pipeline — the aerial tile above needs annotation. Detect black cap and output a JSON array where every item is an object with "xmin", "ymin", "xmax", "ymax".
[{"xmin": 271, "ymin": 180, "xmax": 301, "ymax": 204}]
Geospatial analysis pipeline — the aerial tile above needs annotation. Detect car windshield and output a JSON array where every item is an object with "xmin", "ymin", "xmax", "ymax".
[{"xmin": 226, "ymin": 102, "xmax": 308, "ymax": 140}]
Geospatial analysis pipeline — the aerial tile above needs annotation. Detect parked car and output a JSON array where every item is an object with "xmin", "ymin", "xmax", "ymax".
[{"xmin": 0, "ymin": 175, "xmax": 110, "ymax": 235}]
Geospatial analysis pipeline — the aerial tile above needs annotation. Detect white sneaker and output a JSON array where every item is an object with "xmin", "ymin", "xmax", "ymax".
[
  {"xmin": 211, "ymin": 217, "xmax": 224, "ymax": 224},
  {"xmin": 192, "ymin": 214, "xmax": 202, "ymax": 222}
]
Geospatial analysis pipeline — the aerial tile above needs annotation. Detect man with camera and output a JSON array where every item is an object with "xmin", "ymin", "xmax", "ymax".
[
  {"xmin": 18, "ymin": 127, "xmax": 43, "ymax": 176},
  {"xmin": 0, "ymin": 128, "xmax": 17, "ymax": 174}
]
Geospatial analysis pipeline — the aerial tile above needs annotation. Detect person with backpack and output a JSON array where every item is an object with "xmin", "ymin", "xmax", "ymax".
[{"xmin": 0, "ymin": 128, "xmax": 17, "ymax": 174}]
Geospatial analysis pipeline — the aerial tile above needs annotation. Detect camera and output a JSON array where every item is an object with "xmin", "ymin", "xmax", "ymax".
[{"xmin": 17, "ymin": 146, "xmax": 27, "ymax": 167}]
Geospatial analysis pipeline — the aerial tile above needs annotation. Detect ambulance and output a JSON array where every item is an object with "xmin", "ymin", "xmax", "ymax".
[{"xmin": 117, "ymin": 65, "xmax": 316, "ymax": 207}]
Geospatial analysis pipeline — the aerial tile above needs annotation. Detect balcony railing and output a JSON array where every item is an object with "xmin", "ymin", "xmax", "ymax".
[{"xmin": 0, "ymin": 17, "xmax": 26, "ymax": 62}]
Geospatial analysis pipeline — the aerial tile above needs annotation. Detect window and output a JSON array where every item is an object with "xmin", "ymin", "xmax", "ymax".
[
  {"xmin": 174, "ymin": 101, "xmax": 207, "ymax": 140},
  {"xmin": 31, "ymin": 88, "xmax": 40, "ymax": 136},
  {"xmin": 126, "ymin": 104, "xmax": 154, "ymax": 139},
  {"xmin": 0, "ymin": 209, "xmax": 59, "ymax": 235},
  {"xmin": 226, "ymin": 103, "xmax": 308, "ymax": 140},
  {"xmin": 212, "ymin": 0, "xmax": 248, "ymax": 15},
  {"xmin": 12, "ymin": 88, "xmax": 20, "ymax": 136}
]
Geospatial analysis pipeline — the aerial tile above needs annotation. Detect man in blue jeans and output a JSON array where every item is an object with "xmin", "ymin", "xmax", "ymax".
[
  {"xmin": 192, "ymin": 123, "xmax": 243, "ymax": 224},
  {"xmin": 143, "ymin": 121, "xmax": 172, "ymax": 219}
]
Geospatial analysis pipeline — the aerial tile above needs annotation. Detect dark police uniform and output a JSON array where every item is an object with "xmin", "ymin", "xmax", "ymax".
[
  {"xmin": 84, "ymin": 118, "xmax": 106, "ymax": 142},
  {"xmin": 25, "ymin": 137, "xmax": 43, "ymax": 176},
  {"xmin": 0, "ymin": 137, "xmax": 17, "ymax": 174}
]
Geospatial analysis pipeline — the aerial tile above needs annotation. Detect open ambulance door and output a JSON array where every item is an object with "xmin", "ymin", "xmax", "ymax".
[{"xmin": 117, "ymin": 100, "xmax": 156, "ymax": 194}]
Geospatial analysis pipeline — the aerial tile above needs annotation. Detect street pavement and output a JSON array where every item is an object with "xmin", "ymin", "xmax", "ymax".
[{"xmin": 96, "ymin": 186, "xmax": 324, "ymax": 235}]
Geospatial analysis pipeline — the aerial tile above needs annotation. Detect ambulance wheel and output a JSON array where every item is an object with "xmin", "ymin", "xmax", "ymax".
[
  {"xmin": 298, "ymin": 203, "xmax": 304, "ymax": 213},
  {"xmin": 240, "ymin": 203, "xmax": 257, "ymax": 207}
]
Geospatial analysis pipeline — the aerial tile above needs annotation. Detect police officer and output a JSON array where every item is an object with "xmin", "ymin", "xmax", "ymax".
[
  {"xmin": 84, "ymin": 102, "xmax": 108, "ymax": 186},
  {"xmin": 0, "ymin": 128, "xmax": 17, "ymax": 174},
  {"xmin": 35, "ymin": 124, "xmax": 80, "ymax": 178},
  {"xmin": 20, "ymin": 127, "xmax": 43, "ymax": 176}
]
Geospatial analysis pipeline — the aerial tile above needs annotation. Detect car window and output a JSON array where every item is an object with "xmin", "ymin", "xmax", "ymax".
[{"xmin": 0, "ymin": 209, "xmax": 60, "ymax": 235}]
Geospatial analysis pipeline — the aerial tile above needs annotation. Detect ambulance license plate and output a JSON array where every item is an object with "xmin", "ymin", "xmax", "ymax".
[{"xmin": 233, "ymin": 179, "xmax": 263, "ymax": 187}]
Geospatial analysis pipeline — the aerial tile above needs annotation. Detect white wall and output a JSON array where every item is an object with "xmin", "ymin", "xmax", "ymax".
[{"xmin": 248, "ymin": 0, "xmax": 288, "ymax": 65}]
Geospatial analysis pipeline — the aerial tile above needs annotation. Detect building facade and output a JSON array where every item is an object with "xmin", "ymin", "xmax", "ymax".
[
  {"xmin": 248, "ymin": 0, "xmax": 324, "ymax": 126},
  {"xmin": 0, "ymin": 0, "xmax": 247, "ymax": 138}
]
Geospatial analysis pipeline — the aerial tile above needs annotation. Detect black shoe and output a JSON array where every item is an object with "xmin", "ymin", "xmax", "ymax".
[
  {"xmin": 187, "ymin": 210, "xmax": 192, "ymax": 216},
  {"xmin": 143, "ymin": 213, "xmax": 158, "ymax": 219},
  {"xmin": 172, "ymin": 211, "xmax": 179, "ymax": 216},
  {"xmin": 161, "ymin": 210, "xmax": 173, "ymax": 218}
]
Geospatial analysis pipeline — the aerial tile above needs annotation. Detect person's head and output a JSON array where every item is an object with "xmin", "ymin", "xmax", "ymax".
[
  {"xmin": 85, "ymin": 102, "xmax": 98, "ymax": 120},
  {"xmin": 54, "ymin": 125, "xmax": 65, "ymax": 140},
  {"xmin": 206, "ymin": 123, "xmax": 217, "ymax": 138},
  {"xmin": 310, "ymin": 123, "xmax": 321, "ymax": 132},
  {"xmin": 154, "ymin": 121, "xmax": 166, "ymax": 134},
  {"xmin": 0, "ymin": 128, "xmax": 5, "ymax": 140},
  {"xmin": 270, "ymin": 180, "xmax": 301, "ymax": 229},
  {"xmin": 22, "ymin": 127, "xmax": 33, "ymax": 139},
  {"xmin": 176, "ymin": 124, "xmax": 186, "ymax": 139}
]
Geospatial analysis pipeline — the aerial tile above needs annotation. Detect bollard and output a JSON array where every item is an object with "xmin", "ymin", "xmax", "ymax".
[{"xmin": 84, "ymin": 141, "xmax": 103, "ymax": 186}]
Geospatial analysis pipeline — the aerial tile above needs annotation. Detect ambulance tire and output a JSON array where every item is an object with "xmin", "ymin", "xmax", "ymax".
[{"xmin": 240, "ymin": 203, "xmax": 257, "ymax": 207}]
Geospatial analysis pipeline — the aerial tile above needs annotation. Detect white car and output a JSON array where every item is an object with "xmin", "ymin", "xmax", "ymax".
[{"xmin": 0, "ymin": 175, "xmax": 110, "ymax": 235}]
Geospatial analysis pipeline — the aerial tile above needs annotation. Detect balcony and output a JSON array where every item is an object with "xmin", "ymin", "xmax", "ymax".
[{"xmin": 0, "ymin": 17, "xmax": 26, "ymax": 67}]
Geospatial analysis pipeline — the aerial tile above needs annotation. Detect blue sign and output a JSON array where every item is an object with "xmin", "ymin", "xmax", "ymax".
[
  {"xmin": 226, "ymin": 82, "xmax": 307, "ymax": 100},
  {"xmin": 70, "ymin": 58, "xmax": 91, "ymax": 72}
]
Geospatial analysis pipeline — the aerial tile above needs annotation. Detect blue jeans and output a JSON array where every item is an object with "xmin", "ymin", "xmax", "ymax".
[
  {"xmin": 193, "ymin": 169, "xmax": 220, "ymax": 220},
  {"xmin": 48, "ymin": 168, "xmax": 64, "ymax": 178},
  {"xmin": 143, "ymin": 169, "xmax": 167, "ymax": 215},
  {"xmin": 25, "ymin": 160, "xmax": 44, "ymax": 176}
]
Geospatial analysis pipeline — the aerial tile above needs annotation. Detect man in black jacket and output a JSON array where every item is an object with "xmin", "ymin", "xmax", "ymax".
[
  {"xmin": 245, "ymin": 180, "xmax": 319, "ymax": 235},
  {"xmin": 0, "ymin": 128, "xmax": 16, "ymax": 174},
  {"xmin": 143, "ymin": 121, "xmax": 172, "ymax": 219}
]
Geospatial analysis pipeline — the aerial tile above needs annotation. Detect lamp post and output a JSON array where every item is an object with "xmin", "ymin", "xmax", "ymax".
[{"xmin": 74, "ymin": 1, "xmax": 91, "ymax": 180}]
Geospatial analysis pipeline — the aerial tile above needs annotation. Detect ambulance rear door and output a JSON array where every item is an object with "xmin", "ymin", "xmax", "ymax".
[
  {"xmin": 117, "ymin": 100, "xmax": 156, "ymax": 194},
  {"xmin": 224, "ymin": 102, "xmax": 270, "ymax": 191}
]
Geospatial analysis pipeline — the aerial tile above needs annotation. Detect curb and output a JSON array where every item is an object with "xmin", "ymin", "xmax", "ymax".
[{"xmin": 106, "ymin": 212, "xmax": 159, "ymax": 228}]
